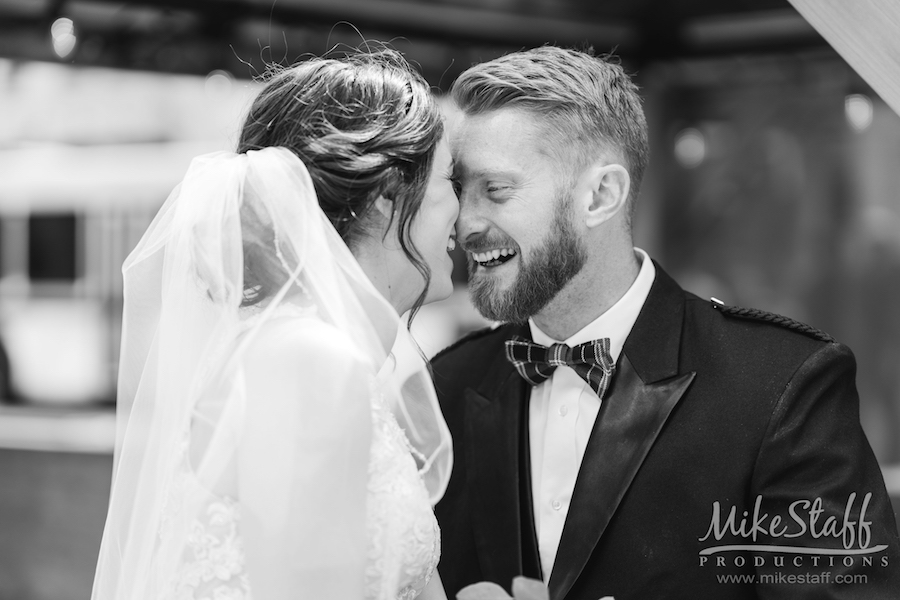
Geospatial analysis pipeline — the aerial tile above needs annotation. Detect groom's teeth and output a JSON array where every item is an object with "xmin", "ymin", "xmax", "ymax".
[
  {"xmin": 447, "ymin": 238, "xmax": 456, "ymax": 251},
  {"xmin": 471, "ymin": 248, "xmax": 517, "ymax": 265}
]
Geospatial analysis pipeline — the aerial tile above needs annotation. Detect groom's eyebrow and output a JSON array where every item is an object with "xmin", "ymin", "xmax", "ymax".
[{"xmin": 450, "ymin": 161, "xmax": 520, "ymax": 182}]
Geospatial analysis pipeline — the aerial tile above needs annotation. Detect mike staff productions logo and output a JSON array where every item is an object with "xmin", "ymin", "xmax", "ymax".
[{"xmin": 698, "ymin": 492, "xmax": 890, "ymax": 571}]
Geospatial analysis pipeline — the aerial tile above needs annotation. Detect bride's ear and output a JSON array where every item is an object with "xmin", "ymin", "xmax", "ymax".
[
  {"xmin": 369, "ymin": 195, "xmax": 400, "ymax": 248},
  {"xmin": 373, "ymin": 195, "xmax": 394, "ymax": 221}
]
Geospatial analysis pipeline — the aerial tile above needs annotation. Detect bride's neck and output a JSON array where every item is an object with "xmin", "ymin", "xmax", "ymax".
[{"xmin": 352, "ymin": 239, "xmax": 413, "ymax": 316}]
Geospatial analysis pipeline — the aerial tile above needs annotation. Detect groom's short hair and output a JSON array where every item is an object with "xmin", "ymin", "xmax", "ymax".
[{"xmin": 450, "ymin": 46, "xmax": 649, "ymax": 214}]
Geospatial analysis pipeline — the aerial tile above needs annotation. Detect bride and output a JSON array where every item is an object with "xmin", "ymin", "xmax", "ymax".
[{"xmin": 92, "ymin": 49, "xmax": 457, "ymax": 600}]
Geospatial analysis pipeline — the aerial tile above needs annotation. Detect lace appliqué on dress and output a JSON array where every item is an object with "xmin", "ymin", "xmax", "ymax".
[
  {"xmin": 365, "ymin": 392, "xmax": 441, "ymax": 600},
  {"xmin": 158, "ymin": 446, "xmax": 251, "ymax": 600},
  {"xmin": 171, "ymin": 497, "xmax": 250, "ymax": 600}
]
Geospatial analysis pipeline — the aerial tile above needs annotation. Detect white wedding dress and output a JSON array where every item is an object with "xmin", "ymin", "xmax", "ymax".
[
  {"xmin": 162, "ymin": 386, "xmax": 440, "ymax": 600},
  {"xmin": 159, "ymin": 313, "xmax": 440, "ymax": 600},
  {"xmin": 91, "ymin": 149, "xmax": 451, "ymax": 600}
]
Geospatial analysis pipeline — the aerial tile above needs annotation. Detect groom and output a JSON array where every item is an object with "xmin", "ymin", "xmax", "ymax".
[{"xmin": 433, "ymin": 46, "xmax": 900, "ymax": 599}]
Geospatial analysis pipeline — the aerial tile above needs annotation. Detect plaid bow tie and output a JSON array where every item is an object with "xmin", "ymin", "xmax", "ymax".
[{"xmin": 505, "ymin": 335, "xmax": 616, "ymax": 399}]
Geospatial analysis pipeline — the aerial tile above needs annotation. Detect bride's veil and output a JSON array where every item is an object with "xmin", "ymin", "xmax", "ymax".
[{"xmin": 92, "ymin": 147, "xmax": 452, "ymax": 599}]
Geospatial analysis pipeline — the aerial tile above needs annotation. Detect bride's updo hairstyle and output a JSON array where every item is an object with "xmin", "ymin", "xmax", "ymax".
[{"xmin": 236, "ymin": 48, "xmax": 443, "ymax": 311}]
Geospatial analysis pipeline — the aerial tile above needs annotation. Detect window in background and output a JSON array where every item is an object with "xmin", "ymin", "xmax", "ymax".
[{"xmin": 28, "ymin": 213, "xmax": 80, "ymax": 282}]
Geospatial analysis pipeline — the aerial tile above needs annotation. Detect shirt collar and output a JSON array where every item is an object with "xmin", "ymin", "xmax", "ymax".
[{"xmin": 528, "ymin": 248, "xmax": 656, "ymax": 363}]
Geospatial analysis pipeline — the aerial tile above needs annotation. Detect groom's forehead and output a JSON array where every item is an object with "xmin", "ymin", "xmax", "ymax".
[
  {"xmin": 449, "ymin": 109, "xmax": 541, "ymax": 153},
  {"xmin": 449, "ymin": 114, "xmax": 560, "ymax": 180}
]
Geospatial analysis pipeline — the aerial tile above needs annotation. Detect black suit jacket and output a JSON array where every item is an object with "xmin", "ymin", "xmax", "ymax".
[{"xmin": 433, "ymin": 264, "xmax": 900, "ymax": 600}]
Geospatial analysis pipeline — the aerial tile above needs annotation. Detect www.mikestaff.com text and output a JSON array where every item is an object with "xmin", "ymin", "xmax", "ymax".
[{"xmin": 717, "ymin": 572, "xmax": 868, "ymax": 585}]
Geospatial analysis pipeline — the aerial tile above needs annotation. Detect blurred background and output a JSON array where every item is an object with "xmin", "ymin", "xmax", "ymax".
[{"xmin": 0, "ymin": 0, "xmax": 898, "ymax": 598}]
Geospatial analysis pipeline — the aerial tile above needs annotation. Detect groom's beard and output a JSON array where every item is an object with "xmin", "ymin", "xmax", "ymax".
[{"xmin": 468, "ymin": 192, "xmax": 587, "ymax": 324}]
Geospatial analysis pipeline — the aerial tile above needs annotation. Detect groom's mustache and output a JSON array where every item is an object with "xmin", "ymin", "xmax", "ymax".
[{"xmin": 459, "ymin": 233, "xmax": 519, "ymax": 254}]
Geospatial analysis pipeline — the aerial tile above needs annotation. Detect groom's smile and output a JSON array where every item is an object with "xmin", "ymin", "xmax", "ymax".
[
  {"xmin": 469, "ymin": 247, "xmax": 517, "ymax": 268},
  {"xmin": 460, "ymin": 230, "xmax": 523, "ymax": 283}
]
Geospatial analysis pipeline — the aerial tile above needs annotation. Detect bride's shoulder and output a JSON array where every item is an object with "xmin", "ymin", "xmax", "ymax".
[
  {"xmin": 243, "ymin": 313, "xmax": 371, "ymax": 376},
  {"xmin": 236, "ymin": 313, "xmax": 374, "ymax": 439}
]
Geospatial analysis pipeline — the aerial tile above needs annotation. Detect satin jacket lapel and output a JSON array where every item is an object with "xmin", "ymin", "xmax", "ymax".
[
  {"xmin": 466, "ymin": 323, "xmax": 535, "ymax": 583},
  {"xmin": 548, "ymin": 264, "xmax": 697, "ymax": 600},
  {"xmin": 548, "ymin": 357, "xmax": 694, "ymax": 600}
]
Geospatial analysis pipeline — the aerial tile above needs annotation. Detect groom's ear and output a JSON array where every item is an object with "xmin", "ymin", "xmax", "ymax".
[{"xmin": 581, "ymin": 162, "xmax": 630, "ymax": 229}]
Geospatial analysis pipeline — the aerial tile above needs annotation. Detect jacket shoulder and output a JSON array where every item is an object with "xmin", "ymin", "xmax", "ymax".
[
  {"xmin": 707, "ymin": 297, "xmax": 836, "ymax": 344},
  {"xmin": 431, "ymin": 323, "xmax": 507, "ymax": 364}
]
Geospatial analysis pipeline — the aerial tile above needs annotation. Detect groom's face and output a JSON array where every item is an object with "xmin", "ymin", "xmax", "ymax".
[{"xmin": 450, "ymin": 107, "xmax": 587, "ymax": 323}]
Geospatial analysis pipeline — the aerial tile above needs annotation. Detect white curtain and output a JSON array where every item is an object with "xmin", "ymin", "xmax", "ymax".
[{"xmin": 788, "ymin": 0, "xmax": 900, "ymax": 118}]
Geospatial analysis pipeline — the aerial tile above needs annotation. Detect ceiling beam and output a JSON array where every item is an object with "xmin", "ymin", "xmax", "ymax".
[
  {"xmin": 0, "ymin": 0, "xmax": 833, "ymax": 81},
  {"xmin": 50, "ymin": 0, "xmax": 636, "ymax": 49}
]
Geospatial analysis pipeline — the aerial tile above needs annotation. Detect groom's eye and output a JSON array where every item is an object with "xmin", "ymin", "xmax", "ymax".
[{"xmin": 485, "ymin": 184, "xmax": 511, "ymax": 198}]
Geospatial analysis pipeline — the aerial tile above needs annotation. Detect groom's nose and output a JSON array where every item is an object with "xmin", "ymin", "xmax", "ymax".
[{"xmin": 454, "ymin": 192, "xmax": 490, "ymax": 245}]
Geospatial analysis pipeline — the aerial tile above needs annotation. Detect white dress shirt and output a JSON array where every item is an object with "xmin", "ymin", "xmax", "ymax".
[{"xmin": 528, "ymin": 248, "xmax": 656, "ymax": 580}]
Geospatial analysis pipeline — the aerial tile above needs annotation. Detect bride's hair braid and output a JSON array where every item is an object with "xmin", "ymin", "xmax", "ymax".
[{"xmin": 236, "ymin": 47, "xmax": 442, "ymax": 314}]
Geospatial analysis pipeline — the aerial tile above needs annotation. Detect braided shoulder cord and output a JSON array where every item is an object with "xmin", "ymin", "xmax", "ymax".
[{"xmin": 710, "ymin": 298, "xmax": 836, "ymax": 343}]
